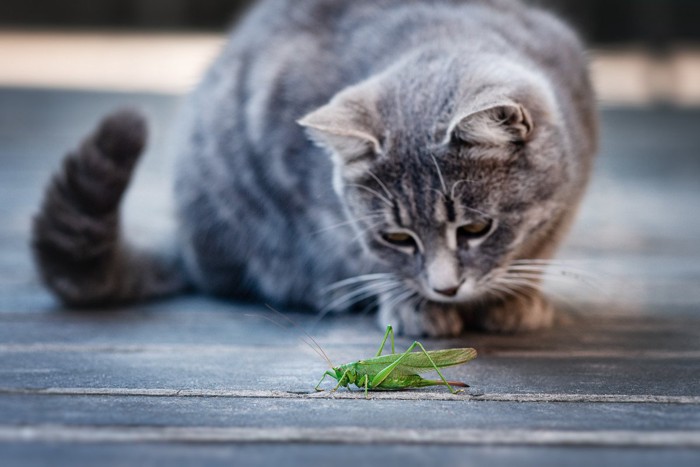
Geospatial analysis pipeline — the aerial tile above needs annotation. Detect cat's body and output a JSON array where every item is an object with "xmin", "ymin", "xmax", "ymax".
[{"xmin": 32, "ymin": 0, "xmax": 597, "ymax": 336}]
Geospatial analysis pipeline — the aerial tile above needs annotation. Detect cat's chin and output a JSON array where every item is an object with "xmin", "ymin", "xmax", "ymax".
[{"xmin": 421, "ymin": 291, "xmax": 469, "ymax": 305}]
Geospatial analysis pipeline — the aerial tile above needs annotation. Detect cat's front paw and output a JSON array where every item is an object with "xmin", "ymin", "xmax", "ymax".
[
  {"xmin": 477, "ymin": 293, "xmax": 554, "ymax": 333},
  {"xmin": 377, "ymin": 298, "xmax": 463, "ymax": 337}
]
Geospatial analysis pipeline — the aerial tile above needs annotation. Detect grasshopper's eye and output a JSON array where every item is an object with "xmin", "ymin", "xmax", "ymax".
[
  {"xmin": 380, "ymin": 231, "xmax": 419, "ymax": 252},
  {"xmin": 457, "ymin": 220, "xmax": 493, "ymax": 244}
]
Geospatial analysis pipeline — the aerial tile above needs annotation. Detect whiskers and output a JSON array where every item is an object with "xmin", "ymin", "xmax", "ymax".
[
  {"xmin": 509, "ymin": 259, "xmax": 606, "ymax": 292},
  {"xmin": 380, "ymin": 284, "xmax": 421, "ymax": 315},
  {"xmin": 345, "ymin": 183, "xmax": 392, "ymax": 207},
  {"xmin": 315, "ymin": 273, "xmax": 418, "ymax": 326},
  {"xmin": 430, "ymin": 153, "xmax": 448, "ymax": 195},
  {"xmin": 321, "ymin": 273, "xmax": 403, "ymax": 314},
  {"xmin": 310, "ymin": 212, "xmax": 384, "ymax": 236},
  {"xmin": 480, "ymin": 258, "xmax": 607, "ymax": 309},
  {"xmin": 346, "ymin": 170, "xmax": 395, "ymax": 207}
]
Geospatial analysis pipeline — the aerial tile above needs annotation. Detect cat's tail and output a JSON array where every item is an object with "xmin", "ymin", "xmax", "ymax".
[{"xmin": 31, "ymin": 109, "xmax": 190, "ymax": 307}]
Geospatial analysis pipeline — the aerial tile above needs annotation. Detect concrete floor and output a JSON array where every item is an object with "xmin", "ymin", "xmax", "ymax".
[{"xmin": 0, "ymin": 88, "xmax": 699, "ymax": 466}]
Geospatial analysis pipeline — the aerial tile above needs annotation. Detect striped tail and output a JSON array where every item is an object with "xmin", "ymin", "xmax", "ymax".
[{"xmin": 31, "ymin": 109, "xmax": 189, "ymax": 307}]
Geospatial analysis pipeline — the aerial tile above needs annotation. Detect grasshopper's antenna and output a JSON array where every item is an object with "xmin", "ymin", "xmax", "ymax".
[
  {"xmin": 245, "ymin": 305, "xmax": 334, "ymax": 368},
  {"xmin": 246, "ymin": 313, "xmax": 332, "ymax": 368},
  {"xmin": 264, "ymin": 305, "xmax": 334, "ymax": 367}
]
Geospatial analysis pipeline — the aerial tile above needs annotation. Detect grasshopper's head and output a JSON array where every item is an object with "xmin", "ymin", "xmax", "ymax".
[{"xmin": 333, "ymin": 365, "xmax": 356, "ymax": 387}]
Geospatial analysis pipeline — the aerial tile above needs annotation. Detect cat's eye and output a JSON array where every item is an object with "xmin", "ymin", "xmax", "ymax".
[
  {"xmin": 380, "ymin": 231, "xmax": 418, "ymax": 251},
  {"xmin": 457, "ymin": 220, "xmax": 493, "ymax": 239}
]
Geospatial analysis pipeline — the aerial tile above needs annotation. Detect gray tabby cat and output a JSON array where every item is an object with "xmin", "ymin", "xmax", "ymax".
[{"xmin": 32, "ymin": 0, "xmax": 597, "ymax": 336}]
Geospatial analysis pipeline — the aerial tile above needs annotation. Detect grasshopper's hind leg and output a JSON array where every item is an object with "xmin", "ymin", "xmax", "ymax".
[
  {"xmin": 374, "ymin": 325, "xmax": 396, "ymax": 357},
  {"xmin": 411, "ymin": 342, "xmax": 464, "ymax": 394}
]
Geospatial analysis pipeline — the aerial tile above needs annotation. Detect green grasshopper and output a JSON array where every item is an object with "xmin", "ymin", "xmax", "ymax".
[{"xmin": 315, "ymin": 325, "xmax": 477, "ymax": 397}]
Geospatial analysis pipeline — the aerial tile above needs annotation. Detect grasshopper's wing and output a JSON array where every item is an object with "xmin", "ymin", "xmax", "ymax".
[{"xmin": 360, "ymin": 348, "xmax": 477, "ymax": 375}]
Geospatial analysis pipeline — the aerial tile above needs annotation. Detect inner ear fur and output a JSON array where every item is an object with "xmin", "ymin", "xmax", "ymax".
[{"xmin": 447, "ymin": 102, "xmax": 534, "ymax": 146}]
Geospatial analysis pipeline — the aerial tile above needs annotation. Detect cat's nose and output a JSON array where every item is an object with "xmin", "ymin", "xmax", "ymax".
[{"xmin": 433, "ymin": 284, "xmax": 460, "ymax": 297}]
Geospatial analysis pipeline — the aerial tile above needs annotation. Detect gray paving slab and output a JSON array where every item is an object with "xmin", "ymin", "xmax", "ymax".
[
  {"xmin": 2, "ymin": 348, "xmax": 698, "ymax": 395},
  {"xmin": 1, "ymin": 288, "xmax": 700, "ymax": 348},
  {"xmin": 0, "ymin": 302, "xmax": 697, "ymax": 397},
  {"xmin": 1, "ymin": 443, "xmax": 698, "ymax": 467},
  {"xmin": 0, "ymin": 299, "xmax": 698, "ymax": 347},
  {"xmin": 0, "ymin": 394, "xmax": 697, "ymax": 431}
]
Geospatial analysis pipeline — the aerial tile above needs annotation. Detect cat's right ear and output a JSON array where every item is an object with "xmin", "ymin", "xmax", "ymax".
[{"xmin": 297, "ymin": 98, "xmax": 383, "ymax": 173}]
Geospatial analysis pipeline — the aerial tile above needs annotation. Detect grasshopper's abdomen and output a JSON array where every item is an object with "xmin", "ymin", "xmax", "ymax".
[
  {"xmin": 372, "ymin": 374, "xmax": 431, "ymax": 390},
  {"xmin": 374, "ymin": 374, "xmax": 467, "ymax": 390}
]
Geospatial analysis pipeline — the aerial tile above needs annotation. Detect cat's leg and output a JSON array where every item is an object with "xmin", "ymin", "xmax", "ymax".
[
  {"xmin": 377, "ymin": 294, "xmax": 464, "ymax": 337},
  {"xmin": 474, "ymin": 292, "xmax": 554, "ymax": 333}
]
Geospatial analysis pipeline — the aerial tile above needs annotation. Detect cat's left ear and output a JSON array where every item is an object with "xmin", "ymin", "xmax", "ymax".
[{"xmin": 445, "ymin": 101, "xmax": 534, "ymax": 146}]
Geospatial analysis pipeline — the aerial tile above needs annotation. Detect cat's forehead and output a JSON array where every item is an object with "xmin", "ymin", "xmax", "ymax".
[
  {"xmin": 367, "ymin": 154, "xmax": 504, "ymax": 218},
  {"xmin": 379, "ymin": 146, "xmax": 512, "ymax": 194},
  {"xmin": 377, "ymin": 96, "xmax": 455, "ymax": 147}
]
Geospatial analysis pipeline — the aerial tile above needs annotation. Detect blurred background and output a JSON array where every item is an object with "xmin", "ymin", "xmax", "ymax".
[
  {"xmin": 0, "ymin": 0, "xmax": 699, "ymax": 103},
  {"xmin": 2, "ymin": 0, "xmax": 700, "ymax": 44},
  {"xmin": 0, "ymin": 0, "xmax": 699, "ymax": 311}
]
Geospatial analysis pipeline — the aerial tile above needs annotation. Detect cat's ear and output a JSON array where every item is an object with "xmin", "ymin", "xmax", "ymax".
[
  {"xmin": 446, "ymin": 101, "xmax": 534, "ymax": 146},
  {"xmin": 297, "ymin": 97, "xmax": 383, "ymax": 168}
]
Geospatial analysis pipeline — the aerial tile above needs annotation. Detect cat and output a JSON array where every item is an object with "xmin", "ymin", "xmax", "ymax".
[{"xmin": 31, "ymin": 0, "xmax": 597, "ymax": 337}]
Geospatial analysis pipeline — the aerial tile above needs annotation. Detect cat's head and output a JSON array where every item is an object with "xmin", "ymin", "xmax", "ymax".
[{"xmin": 299, "ymin": 55, "xmax": 574, "ymax": 304}]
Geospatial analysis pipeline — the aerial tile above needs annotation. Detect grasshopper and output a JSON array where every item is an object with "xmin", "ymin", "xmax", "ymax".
[{"xmin": 315, "ymin": 325, "xmax": 477, "ymax": 397}]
